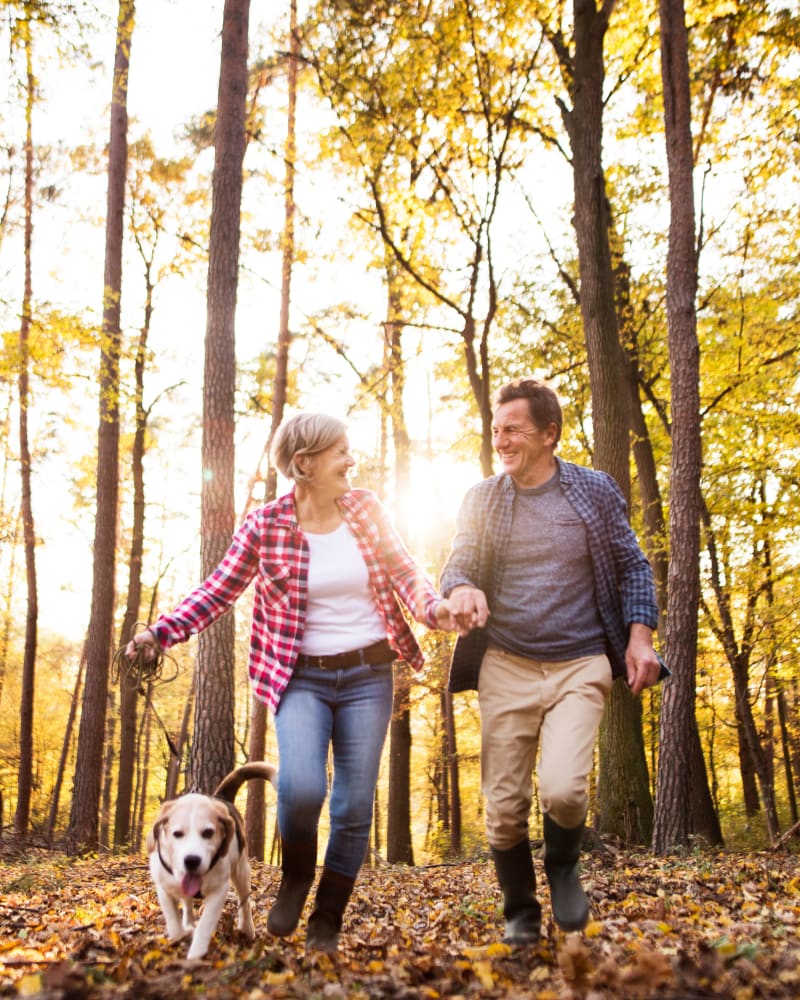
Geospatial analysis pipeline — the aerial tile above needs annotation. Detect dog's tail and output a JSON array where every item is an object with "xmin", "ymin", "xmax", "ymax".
[{"xmin": 214, "ymin": 761, "xmax": 278, "ymax": 803}]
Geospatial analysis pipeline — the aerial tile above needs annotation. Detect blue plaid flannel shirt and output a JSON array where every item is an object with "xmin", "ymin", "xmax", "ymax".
[{"xmin": 441, "ymin": 459, "xmax": 659, "ymax": 691}]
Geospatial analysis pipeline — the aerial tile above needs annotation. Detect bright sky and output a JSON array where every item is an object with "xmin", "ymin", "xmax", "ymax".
[{"xmin": 4, "ymin": 1, "xmax": 482, "ymax": 643}]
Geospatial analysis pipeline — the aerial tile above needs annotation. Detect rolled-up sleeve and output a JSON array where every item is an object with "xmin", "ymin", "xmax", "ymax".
[{"xmin": 151, "ymin": 515, "xmax": 261, "ymax": 648}]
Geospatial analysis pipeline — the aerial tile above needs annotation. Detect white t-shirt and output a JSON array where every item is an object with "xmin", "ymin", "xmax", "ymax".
[{"xmin": 299, "ymin": 521, "xmax": 386, "ymax": 655}]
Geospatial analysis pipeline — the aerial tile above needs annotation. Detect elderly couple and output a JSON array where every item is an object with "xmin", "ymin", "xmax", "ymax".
[{"xmin": 128, "ymin": 377, "xmax": 663, "ymax": 955}]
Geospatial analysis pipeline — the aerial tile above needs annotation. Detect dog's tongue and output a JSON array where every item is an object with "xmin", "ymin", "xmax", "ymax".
[{"xmin": 181, "ymin": 873, "xmax": 203, "ymax": 898}]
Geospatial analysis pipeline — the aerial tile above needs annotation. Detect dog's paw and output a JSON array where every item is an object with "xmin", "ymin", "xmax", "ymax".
[
  {"xmin": 186, "ymin": 941, "xmax": 210, "ymax": 961},
  {"xmin": 237, "ymin": 917, "xmax": 256, "ymax": 940},
  {"xmin": 175, "ymin": 957, "xmax": 208, "ymax": 968},
  {"xmin": 168, "ymin": 928, "xmax": 192, "ymax": 945}
]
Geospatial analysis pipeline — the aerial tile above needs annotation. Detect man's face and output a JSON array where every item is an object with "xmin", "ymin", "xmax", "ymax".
[{"xmin": 492, "ymin": 398, "xmax": 556, "ymax": 487}]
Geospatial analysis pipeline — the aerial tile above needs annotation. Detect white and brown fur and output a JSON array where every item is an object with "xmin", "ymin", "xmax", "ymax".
[{"xmin": 147, "ymin": 762, "xmax": 277, "ymax": 959}]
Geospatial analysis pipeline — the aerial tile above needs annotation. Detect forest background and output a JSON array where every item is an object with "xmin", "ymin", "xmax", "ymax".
[{"xmin": 0, "ymin": 0, "xmax": 798, "ymax": 880}]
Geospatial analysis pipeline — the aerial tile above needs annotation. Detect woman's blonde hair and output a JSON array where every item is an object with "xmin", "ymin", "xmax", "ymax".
[{"xmin": 270, "ymin": 412, "xmax": 348, "ymax": 482}]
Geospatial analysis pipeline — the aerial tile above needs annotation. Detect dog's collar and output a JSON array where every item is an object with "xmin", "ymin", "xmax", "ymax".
[
  {"xmin": 208, "ymin": 841, "xmax": 226, "ymax": 875},
  {"xmin": 157, "ymin": 844, "xmax": 175, "ymax": 878}
]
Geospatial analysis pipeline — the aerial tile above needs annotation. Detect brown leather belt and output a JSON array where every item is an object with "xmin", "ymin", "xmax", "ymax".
[{"xmin": 295, "ymin": 638, "xmax": 396, "ymax": 671}]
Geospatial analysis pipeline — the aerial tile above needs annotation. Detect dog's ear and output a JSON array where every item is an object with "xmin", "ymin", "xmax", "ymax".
[
  {"xmin": 146, "ymin": 800, "xmax": 174, "ymax": 854},
  {"xmin": 215, "ymin": 803, "xmax": 237, "ymax": 860}
]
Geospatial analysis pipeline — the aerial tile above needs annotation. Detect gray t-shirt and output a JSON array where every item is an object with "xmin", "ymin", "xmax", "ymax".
[{"xmin": 486, "ymin": 471, "xmax": 607, "ymax": 662}]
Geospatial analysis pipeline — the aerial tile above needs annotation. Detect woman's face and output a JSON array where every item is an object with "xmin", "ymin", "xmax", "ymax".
[{"xmin": 304, "ymin": 435, "xmax": 355, "ymax": 497}]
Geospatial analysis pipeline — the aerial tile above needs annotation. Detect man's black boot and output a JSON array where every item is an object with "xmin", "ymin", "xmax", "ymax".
[
  {"xmin": 267, "ymin": 835, "xmax": 318, "ymax": 936},
  {"xmin": 491, "ymin": 839, "xmax": 542, "ymax": 945},
  {"xmin": 305, "ymin": 867, "xmax": 356, "ymax": 955},
  {"xmin": 543, "ymin": 814, "xmax": 590, "ymax": 931}
]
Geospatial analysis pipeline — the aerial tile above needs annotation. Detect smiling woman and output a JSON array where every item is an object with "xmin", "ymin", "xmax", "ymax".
[
  {"xmin": 276, "ymin": 413, "xmax": 355, "ymax": 533},
  {"xmin": 125, "ymin": 408, "xmax": 459, "ymax": 954}
]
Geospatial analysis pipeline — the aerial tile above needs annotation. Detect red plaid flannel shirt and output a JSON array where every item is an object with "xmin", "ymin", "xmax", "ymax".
[{"xmin": 151, "ymin": 488, "xmax": 442, "ymax": 713}]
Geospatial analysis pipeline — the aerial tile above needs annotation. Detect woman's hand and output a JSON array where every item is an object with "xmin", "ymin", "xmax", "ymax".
[
  {"xmin": 125, "ymin": 628, "xmax": 162, "ymax": 662},
  {"xmin": 433, "ymin": 599, "xmax": 459, "ymax": 632}
]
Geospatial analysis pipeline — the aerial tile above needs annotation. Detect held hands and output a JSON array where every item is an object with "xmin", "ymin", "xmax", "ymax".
[
  {"xmin": 434, "ymin": 600, "xmax": 459, "ymax": 632},
  {"xmin": 445, "ymin": 585, "xmax": 490, "ymax": 636},
  {"xmin": 124, "ymin": 628, "xmax": 161, "ymax": 663},
  {"xmin": 625, "ymin": 623, "xmax": 661, "ymax": 696}
]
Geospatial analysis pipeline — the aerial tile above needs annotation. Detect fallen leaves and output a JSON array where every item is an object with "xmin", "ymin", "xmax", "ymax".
[{"xmin": 0, "ymin": 846, "xmax": 798, "ymax": 998}]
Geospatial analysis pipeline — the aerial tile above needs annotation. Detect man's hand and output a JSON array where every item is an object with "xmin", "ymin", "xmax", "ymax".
[
  {"xmin": 625, "ymin": 623, "xmax": 661, "ymax": 696},
  {"xmin": 125, "ymin": 629, "xmax": 161, "ymax": 663},
  {"xmin": 447, "ymin": 585, "xmax": 490, "ymax": 636}
]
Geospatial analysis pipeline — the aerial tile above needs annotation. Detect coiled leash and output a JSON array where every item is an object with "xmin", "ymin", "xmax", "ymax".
[
  {"xmin": 112, "ymin": 621, "xmax": 182, "ymax": 758},
  {"xmin": 112, "ymin": 621, "xmax": 180, "ymax": 690}
]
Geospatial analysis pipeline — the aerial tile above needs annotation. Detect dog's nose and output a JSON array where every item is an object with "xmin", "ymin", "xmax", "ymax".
[{"xmin": 184, "ymin": 855, "xmax": 202, "ymax": 872}]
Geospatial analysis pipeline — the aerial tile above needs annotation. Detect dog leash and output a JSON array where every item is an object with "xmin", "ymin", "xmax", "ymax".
[
  {"xmin": 144, "ymin": 693, "xmax": 181, "ymax": 759},
  {"xmin": 112, "ymin": 622, "xmax": 183, "ymax": 759}
]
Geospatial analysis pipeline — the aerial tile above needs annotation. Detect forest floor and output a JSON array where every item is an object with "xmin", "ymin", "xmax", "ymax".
[{"xmin": 0, "ymin": 841, "xmax": 797, "ymax": 999}]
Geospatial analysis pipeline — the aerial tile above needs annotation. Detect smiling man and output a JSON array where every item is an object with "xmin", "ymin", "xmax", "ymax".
[{"xmin": 441, "ymin": 377, "xmax": 663, "ymax": 945}]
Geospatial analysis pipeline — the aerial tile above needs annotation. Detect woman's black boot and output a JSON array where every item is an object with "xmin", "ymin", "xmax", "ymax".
[
  {"xmin": 305, "ymin": 867, "xmax": 356, "ymax": 955},
  {"xmin": 267, "ymin": 835, "xmax": 318, "ymax": 936}
]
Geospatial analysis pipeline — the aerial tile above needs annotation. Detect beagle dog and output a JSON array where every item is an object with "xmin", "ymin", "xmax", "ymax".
[{"xmin": 147, "ymin": 761, "xmax": 277, "ymax": 959}]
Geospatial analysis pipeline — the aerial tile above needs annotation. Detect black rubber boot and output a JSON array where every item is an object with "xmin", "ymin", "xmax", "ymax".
[
  {"xmin": 490, "ymin": 840, "xmax": 542, "ymax": 945},
  {"xmin": 267, "ymin": 835, "xmax": 318, "ymax": 937},
  {"xmin": 305, "ymin": 867, "xmax": 356, "ymax": 955},
  {"xmin": 543, "ymin": 814, "xmax": 590, "ymax": 931}
]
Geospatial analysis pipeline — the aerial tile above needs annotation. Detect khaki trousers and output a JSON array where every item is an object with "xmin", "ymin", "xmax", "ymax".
[{"xmin": 478, "ymin": 646, "xmax": 613, "ymax": 849}]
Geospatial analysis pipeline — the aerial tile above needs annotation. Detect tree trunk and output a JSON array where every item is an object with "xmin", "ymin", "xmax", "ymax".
[
  {"xmin": 192, "ymin": 0, "xmax": 250, "ymax": 793},
  {"xmin": 557, "ymin": 0, "xmax": 654, "ymax": 839},
  {"xmin": 444, "ymin": 688, "xmax": 462, "ymax": 857},
  {"xmin": 565, "ymin": 0, "xmax": 630, "ymax": 494},
  {"xmin": 615, "ymin": 207, "xmax": 720, "ymax": 847},
  {"xmin": 791, "ymin": 678, "xmax": 800, "ymax": 795},
  {"xmin": 737, "ymin": 703, "xmax": 761, "ymax": 816},
  {"xmin": 776, "ymin": 683, "xmax": 798, "ymax": 825},
  {"xmin": 0, "ymin": 390, "xmax": 19, "ymax": 707},
  {"xmin": 435, "ymin": 691, "xmax": 450, "ymax": 848},
  {"xmin": 114, "ymin": 266, "xmax": 152, "ymax": 848},
  {"xmin": 166, "ymin": 671, "xmax": 195, "ymax": 800},
  {"xmin": 14, "ymin": 14, "xmax": 37, "ymax": 840},
  {"xmin": 700, "ymin": 496, "xmax": 779, "ymax": 840},
  {"xmin": 652, "ymin": 0, "xmax": 704, "ymax": 853},
  {"xmin": 245, "ymin": 698, "xmax": 268, "ymax": 859},
  {"xmin": 597, "ymin": 687, "xmax": 653, "ymax": 843},
  {"xmin": 245, "ymin": 0, "xmax": 296, "ymax": 858},
  {"xmin": 385, "ymin": 304, "xmax": 414, "ymax": 864},
  {"xmin": 762, "ymin": 514, "xmax": 796, "ymax": 829},
  {"xmin": 133, "ymin": 682, "xmax": 155, "ymax": 852},
  {"xmin": 47, "ymin": 640, "xmax": 86, "ymax": 842},
  {"xmin": 731, "ymin": 653, "xmax": 780, "ymax": 840},
  {"xmin": 100, "ymin": 694, "xmax": 116, "ymax": 848},
  {"xmin": 67, "ymin": 0, "xmax": 134, "ymax": 853},
  {"xmin": 387, "ymin": 666, "xmax": 414, "ymax": 864}
]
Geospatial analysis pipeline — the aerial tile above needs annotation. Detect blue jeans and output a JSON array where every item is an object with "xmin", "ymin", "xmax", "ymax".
[{"xmin": 274, "ymin": 658, "xmax": 394, "ymax": 877}]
